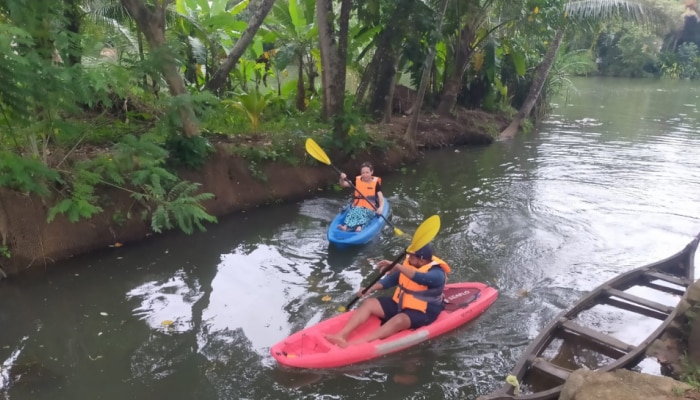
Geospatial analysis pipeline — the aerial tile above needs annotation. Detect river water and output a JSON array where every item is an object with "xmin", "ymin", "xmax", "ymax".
[{"xmin": 1, "ymin": 77, "xmax": 699, "ymax": 400}]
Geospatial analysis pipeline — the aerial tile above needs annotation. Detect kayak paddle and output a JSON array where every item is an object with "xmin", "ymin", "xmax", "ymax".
[
  {"xmin": 305, "ymin": 138, "xmax": 403, "ymax": 236},
  {"xmin": 338, "ymin": 214, "xmax": 441, "ymax": 312}
]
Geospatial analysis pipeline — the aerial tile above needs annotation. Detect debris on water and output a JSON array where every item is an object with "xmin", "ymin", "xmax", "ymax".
[
  {"xmin": 100, "ymin": 312, "xmax": 109, "ymax": 316},
  {"xmin": 161, "ymin": 320, "xmax": 174, "ymax": 327},
  {"xmin": 321, "ymin": 295, "xmax": 332, "ymax": 302},
  {"xmin": 506, "ymin": 374, "xmax": 520, "ymax": 395}
]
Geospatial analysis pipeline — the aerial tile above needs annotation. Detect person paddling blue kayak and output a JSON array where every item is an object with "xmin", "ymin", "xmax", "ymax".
[{"xmin": 337, "ymin": 162, "xmax": 385, "ymax": 232}]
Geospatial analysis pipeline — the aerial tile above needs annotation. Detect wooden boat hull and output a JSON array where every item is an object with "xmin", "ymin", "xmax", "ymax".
[
  {"xmin": 271, "ymin": 282, "xmax": 498, "ymax": 369},
  {"xmin": 327, "ymin": 199, "xmax": 390, "ymax": 248},
  {"xmin": 481, "ymin": 233, "xmax": 699, "ymax": 400}
]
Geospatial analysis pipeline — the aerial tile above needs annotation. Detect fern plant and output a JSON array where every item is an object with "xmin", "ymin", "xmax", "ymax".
[
  {"xmin": 0, "ymin": 152, "xmax": 60, "ymax": 195},
  {"xmin": 133, "ymin": 181, "xmax": 216, "ymax": 234},
  {"xmin": 47, "ymin": 135, "xmax": 217, "ymax": 235}
]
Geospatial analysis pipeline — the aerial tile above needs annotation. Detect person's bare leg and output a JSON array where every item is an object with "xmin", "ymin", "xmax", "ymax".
[
  {"xmin": 338, "ymin": 224, "xmax": 348, "ymax": 231},
  {"xmin": 325, "ymin": 299, "xmax": 384, "ymax": 347},
  {"xmin": 355, "ymin": 225, "xmax": 363, "ymax": 232},
  {"xmin": 348, "ymin": 313, "xmax": 411, "ymax": 345}
]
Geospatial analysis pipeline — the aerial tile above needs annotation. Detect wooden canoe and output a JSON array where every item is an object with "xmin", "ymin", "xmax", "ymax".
[{"xmin": 480, "ymin": 233, "xmax": 699, "ymax": 400}]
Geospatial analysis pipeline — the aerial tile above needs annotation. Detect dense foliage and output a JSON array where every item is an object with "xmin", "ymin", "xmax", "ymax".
[{"xmin": 0, "ymin": 0, "xmax": 695, "ymax": 248}]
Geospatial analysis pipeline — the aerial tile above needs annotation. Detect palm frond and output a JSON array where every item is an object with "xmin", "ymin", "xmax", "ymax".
[{"xmin": 564, "ymin": 0, "xmax": 647, "ymax": 22}]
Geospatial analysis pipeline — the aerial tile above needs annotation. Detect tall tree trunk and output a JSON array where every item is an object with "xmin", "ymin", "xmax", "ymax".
[
  {"xmin": 354, "ymin": 50, "xmax": 379, "ymax": 107},
  {"xmin": 365, "ymin": 29, "xmax": 401, "ymax": 120},
  {"xmin": 63, "ymin": 0, "xmax": 83, "ymax": 66},
  {"xmin": 295, "ymin": 54, "xmax": 306, "ymax": 111},
  {"xmin": 499, "ymin": 28, "xmax": 565, "ymax": 140},
  {"xmin": 356, "ymin": 0, "xmax": 417, "ymax": 119},
  {"xmin": 404, "ymin": 0, "xmax": 450, "ymax": 147},
  {"xmin": 316, "ymin": 0, "xmax": 352, "ymax": 137},
  {"xmin": 204, "ymin": 0, "xmax": 277, "ymax": 94},
  {"xmin": 120, "ymin": 0, "xmax": 199, "ymax": 137},
  {"xmin": 437, "ymin": 26, "xmax": 477, "ymax": 115},
  {"xmin": 136, "ymin": 28, "xmax": 149, "ymax": 89},
  {"xmin": 382, "ymin": 55, "xmax": 401, "ymax": 123}
]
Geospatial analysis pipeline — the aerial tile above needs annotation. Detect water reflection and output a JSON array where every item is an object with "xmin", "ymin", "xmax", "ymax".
[{"xmin": 127, "ymin": 270, "xmax": 203, "ymax": 334}]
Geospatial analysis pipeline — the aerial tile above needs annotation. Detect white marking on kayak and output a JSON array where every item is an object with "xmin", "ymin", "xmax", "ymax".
[{"xmin": 375, "ymin": 330, "xmax": 430, "ymax": 355}]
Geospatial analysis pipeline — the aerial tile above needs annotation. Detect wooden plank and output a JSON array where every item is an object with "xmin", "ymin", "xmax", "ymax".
[
  {"xmin": 560, "ymin": 320, "xmax": 634, "ymax": 353},
  {"xmin": 603, "ymin": 297, "xmax": 669, "ymax": 320},
  {"xmin": 604, "ymin": 288, "xmax": 674, "ymax": 314},
  {"xmin": 530, "ymin": 358, "xmax": 571, "ymax": 382},
  {"xmin": 556, "ymin": 329, "xmax": 628, "ymax": 360},
  {"xmin": 642, "ymin": 281, "xmax": 685, "ymax": 297},
  {"xmin": 644, "ymin": 271, "xmax": 689, "ymax": 287}
]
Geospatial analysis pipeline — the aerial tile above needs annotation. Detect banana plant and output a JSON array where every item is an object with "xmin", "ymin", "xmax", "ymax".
[
  {"xmin": 268, "ymin": 0, "xmax": 318, "ymax": 111},
  {"xmin": 223, "ymin": 90, "xmax": 272, "ymax": 131}
]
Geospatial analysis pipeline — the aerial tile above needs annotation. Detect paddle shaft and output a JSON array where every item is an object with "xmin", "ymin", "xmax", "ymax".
[
  {"xmin": 334, "ymin": 165, "xmax": 396, "ymax": 230},
  {"xmin": 344, "ymin": 251, "xmax": 406, "ymax": 311}
]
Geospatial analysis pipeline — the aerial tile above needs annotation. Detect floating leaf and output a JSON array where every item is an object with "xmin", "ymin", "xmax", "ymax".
[
  {"xmin": 321, "ymin": 295, "xmax": 331, "ymax": 302},
  {"xmin": 113, "ymin": 242, "xmax": 123, "ymax": 248},
  {"xmin": 161, "ymin": 320, "xmax": 174, "ymax": 326}
]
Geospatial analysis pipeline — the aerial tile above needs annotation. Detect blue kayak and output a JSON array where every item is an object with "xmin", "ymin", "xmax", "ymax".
[{"xmin": 327, "ymin": 199, "xmax": 390, "ymax": 248}]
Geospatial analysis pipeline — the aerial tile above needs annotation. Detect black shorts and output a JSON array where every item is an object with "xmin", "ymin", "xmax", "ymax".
[{"xmin": 377, "ymin": 297, "xmax": 441, "ymax": 330}]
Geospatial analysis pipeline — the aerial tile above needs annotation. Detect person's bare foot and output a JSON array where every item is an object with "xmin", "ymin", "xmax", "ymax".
[
  {"xmin": 324, "ymin": 334, "xmax": 349, "ymax": 348},
  {"xmin": 355, "ymin": 225, "xmax": 362, "ymax": 232},
  {"xmin": 338, "ymin": 224, "xmax": 347, "ymax": 231}
]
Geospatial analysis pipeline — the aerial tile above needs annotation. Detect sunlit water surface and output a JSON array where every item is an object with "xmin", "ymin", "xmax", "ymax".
[{"xmin": 1, "ymin": 77, "xmax": 699, "ymax": 400}]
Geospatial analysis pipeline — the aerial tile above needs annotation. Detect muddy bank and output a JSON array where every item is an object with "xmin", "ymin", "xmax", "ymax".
[{"xmin": 0, "ymin": 111, "xmax": 503, "ymax": 276}]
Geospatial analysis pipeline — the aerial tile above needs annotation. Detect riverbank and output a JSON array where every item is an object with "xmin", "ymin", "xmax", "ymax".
[{"xmin": 0, "ymin": 109, "xmax": 506, "ymax": 276}]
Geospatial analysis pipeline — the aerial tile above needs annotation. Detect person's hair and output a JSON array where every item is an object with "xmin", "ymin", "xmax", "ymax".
[{"xmin": 360, "ymin": 162, "xmax": 373, "ymax": 172}]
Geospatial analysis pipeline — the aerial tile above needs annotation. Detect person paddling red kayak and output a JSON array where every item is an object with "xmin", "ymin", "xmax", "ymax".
[{"xmin": 324, "ymin": 244, "xmax": 450, "ymax": 347}]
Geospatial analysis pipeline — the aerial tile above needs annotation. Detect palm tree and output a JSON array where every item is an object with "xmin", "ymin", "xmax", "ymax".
[
  {"xmin": 436, "ymin": 0, "xmax": 503, "ymax": 115},
  {"xmin": 499, "ymin": 0, "xmax": 649, "ymax": 140},
  {"xmin": 404, "ymin": 0, "xmax": 451, "ymax": 147}
]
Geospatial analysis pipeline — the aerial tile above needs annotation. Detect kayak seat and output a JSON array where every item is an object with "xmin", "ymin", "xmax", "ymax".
[{"xmin": 443, "ymin": 288, "xmax": 481, "ymax": 311}]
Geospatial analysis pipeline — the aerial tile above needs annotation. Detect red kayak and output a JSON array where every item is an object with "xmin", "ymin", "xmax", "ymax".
[{"xmin": 270, "ymin": 282, "xmax": 498, "ymax": 369}]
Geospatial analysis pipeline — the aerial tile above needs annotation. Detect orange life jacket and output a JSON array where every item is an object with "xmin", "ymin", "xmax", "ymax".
[
  {"xmin": 353, "ymin": 176, "xmax": 381, "ymax": 210},
  {"xmin": 392, "ymin": 256, "xmax": 452, "ymax": 313}
]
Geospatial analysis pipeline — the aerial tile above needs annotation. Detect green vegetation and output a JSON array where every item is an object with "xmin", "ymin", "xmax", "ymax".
[
  {"xmin": 0, "ymin": 0, "xmax": 697, "ymax": 245},
  {"xmin": 681, "ymin": 355, "xmax": 700, "ymax": 390}
]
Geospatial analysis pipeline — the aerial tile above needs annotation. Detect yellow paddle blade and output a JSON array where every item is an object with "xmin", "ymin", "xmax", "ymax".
[
  {"xmin": 305, "ymin": 138, "xmax": 331, "ymax": 165},
  {"xmin": 406, "ymin": 215, "xmax": 440, "ymax": 253}
]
